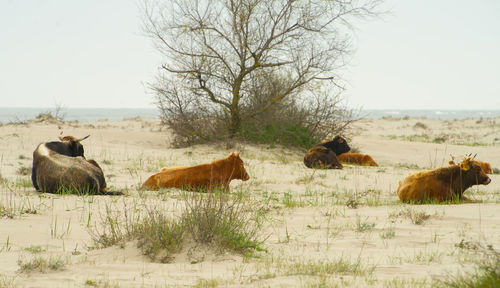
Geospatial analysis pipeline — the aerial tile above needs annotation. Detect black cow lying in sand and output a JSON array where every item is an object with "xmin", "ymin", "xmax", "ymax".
[
  {"xmin": 303, "ymin": 135, "xmax": 350, "ymax": 169},
  {"xmin": 31, "ymin": 135, "xmax": 119, "ymax": 195}
]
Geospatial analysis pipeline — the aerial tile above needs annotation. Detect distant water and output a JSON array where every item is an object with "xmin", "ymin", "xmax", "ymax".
[
  {"xmin": 361, "ymin": 109, "xmax": 500, "ymax": 120},
  {"xmin": 0, "ymin": 108, "xmax": 159, "ymax": 124},
  {"xmin": 1, "ymin": 108, "xmax": 500, "ymax": 124}
]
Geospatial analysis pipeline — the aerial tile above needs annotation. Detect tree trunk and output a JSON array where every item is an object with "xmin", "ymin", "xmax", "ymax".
[{"xmin": 229, "ymin": 105, "xmax": 241, "ymax": 138}]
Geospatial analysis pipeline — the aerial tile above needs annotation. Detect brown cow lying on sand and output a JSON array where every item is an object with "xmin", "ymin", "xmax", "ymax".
[
  {"xmin": 337, "ymin": 153, "xmax": 379, "ymax": 167},
  {"xmin": 142, "ymin": 152, "xmax": 250, "ymax": 192},
  {"xmin": 304, "ymin": 135, "xmax": 350, "ymax": 169},
  {"xmin": 397, "ymin": 157, "xmax": 491, "ymax": 202}
]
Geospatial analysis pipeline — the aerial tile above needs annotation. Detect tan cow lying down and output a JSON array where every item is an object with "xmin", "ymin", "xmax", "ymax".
[
  {"xmin": 337, "ymin": 153, "xmax": 379, "ymax": 167},
  {"xmin": 397, "ymin": 157, "xmax": 491, "ymax": 203},
  {"xmin": 142, "ymin": 152, "xmax": 250, "ymax": 192}
]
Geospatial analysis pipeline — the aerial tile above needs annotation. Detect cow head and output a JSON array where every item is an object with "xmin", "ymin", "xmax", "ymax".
[
  {"xmin": 228, "ymin": 151, "xmax": 250, "ymax": 181},
  {"xmin": 459, "ymin": 157, "xmax": 491, "ymax": 185},
  {"xmin": 321, "ymin": 135, "xmax": 350, "ymax": 155},
  {"xmin": 57, "ymin": 135, "xmax": 89, "ymax": 157},
  {"xmin": 450, "ymin": 154, "xmax": 493, "ymax": 175}
]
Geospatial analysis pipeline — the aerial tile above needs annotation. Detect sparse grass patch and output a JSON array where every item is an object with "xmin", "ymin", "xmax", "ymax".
[
  {"xmin": 182, "ymin": 191, "xmax": 266, "ymax": 255},
  {"xmin": 18, "ymin": 154, "xmax": 29, "ymax": 160},
  {"xmin": 272, "ymin": 257, "xmax": 376, "ymax": 279},
  {"xmin": 0, "ymin": 237, "xmax": 12, "ymax": 252},
  {"xmin": 413, "ymin": 122, "xmax": 428, "ymax": 129},
  {"xmin": 345, "ymin": 189, "xmax": 384, "ymax": 208},
  {"xmin": 84, "ymin": 279, "xmax": 120, "ymax": 288},
  {"xmin": 355, "ymin": 216, "xmax": 375, "ymax": 233},
  {"xmin": 345, "ymin": 198, "xmax": 359, "ymax": 209},
  {"xmin": 24, "ymin": 245, "xmax": 45, "ymax": 254},
  {"xmin": 135, "ymin": 209, "xmax": 184, "ymax": 263},
  {"xmin": 389, "ymin": 207, "xmax": 430, "ymax": 225},
  {"xmin": 395, "ymin": 162, "xmax": 422, "ymax": 170},
  {"xmin": 295, "ymin": 174, "xmax": 316, "ymax": 185},
  {"xmin": 379, "ymin": 228, "xmax": 395, "ymax": 239},
  {"xmin": 16, "ymin": 166, "xmax": 31, "ymax": 176},
  {"xmin": 385, "ymin": 277, "xmax": 428, "ymax": 288},
  {"xmin": 0, "ymin": 194, "xmax": 38, "ymax": 219},
  {"xmin": 194, "ymin": 278, "xmax": 219, "ymax": 288},
  {"xmin": 282, "ymin": 192, "xmax": 301, "ymax": 208},
  {"xmin": 407, "ymin": 249, "xmax": 443, "ymax": 264},
  {"xmin": 438, "ymin": 245, "xmax": 499, "ymax": 288},
  {"xmin": 17, "ymin": 255, "xmax": 66, "ymax": 273},
  {"xmin": 13, "ymin": 178, "xmax": 32, "ymax": 189},
  {"xmin": 89, "ymin": 190, "xmax": 267, "ymax": 262}
]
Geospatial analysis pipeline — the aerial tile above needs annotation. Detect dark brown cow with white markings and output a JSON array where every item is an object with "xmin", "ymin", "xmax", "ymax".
[{"xmin": 31, "ymin": 135, "xmax": 115, "ymax": 195}]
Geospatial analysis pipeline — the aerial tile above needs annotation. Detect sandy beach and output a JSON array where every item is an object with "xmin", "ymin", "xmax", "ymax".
[{"xmin": 0, "ymin": 117, "xmax": 499, "ymax": 287}]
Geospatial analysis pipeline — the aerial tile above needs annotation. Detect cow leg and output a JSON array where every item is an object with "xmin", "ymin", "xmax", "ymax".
[{"xmin": 317, "ymin": 160, "xmax": 324, "ymax": 168}]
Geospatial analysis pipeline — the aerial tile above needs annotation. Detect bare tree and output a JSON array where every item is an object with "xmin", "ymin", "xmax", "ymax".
[{"xmin": 143, "ymin": 0, "xmax": 381, "ymax": 139}]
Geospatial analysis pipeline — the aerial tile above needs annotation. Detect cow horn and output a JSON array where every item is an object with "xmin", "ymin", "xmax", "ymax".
[
  {"xmin": 77, "ymin": 135, "xmax": 90, "ymax": 142},
  {"xmin": 472, "ymin": 153, "xmax": 477, "ymax": 160}
]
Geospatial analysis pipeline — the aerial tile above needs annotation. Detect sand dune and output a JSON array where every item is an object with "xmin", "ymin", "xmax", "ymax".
[{"xmin": 0, "ymin": 117, "xmax": 498, "ymax": 287}]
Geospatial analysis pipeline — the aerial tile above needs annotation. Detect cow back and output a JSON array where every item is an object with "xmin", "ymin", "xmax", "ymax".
[{"xmin": 304, "ymin": 146, "xmax": 342, "ymax": 169}]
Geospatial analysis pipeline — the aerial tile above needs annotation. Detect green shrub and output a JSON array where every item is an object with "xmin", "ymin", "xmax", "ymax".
[{"xmin": 239, "ymin": 122, "xmax": 319, "ymax": 149}]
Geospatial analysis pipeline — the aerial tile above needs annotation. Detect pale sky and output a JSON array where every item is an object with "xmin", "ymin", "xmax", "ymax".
[{"xmin": 1, "ymin": 0, "xmax": 499, "ymax": 109}]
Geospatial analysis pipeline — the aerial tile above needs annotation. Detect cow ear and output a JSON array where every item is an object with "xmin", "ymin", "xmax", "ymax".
[
  {"xmin": 233, "ymin": 151, "xmax": 240, "ymax": 157},
  {"xmin": 449, "ymin": 160, "xmax": 455, "ymax": 165}
]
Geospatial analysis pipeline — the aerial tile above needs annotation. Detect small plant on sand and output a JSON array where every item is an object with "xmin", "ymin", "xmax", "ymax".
[
  {"xmin": 389, "ymin": 207, "xmax": 430, "ymax": 225},
  {"xmin": 438, "ymin": 245, "xmax": 499, "ymax": 288},
  {"xmin": 0, "ymin": 194, "xmax": 38, "ymax": 219},
  {"xmin": 272, "ymin": 256, "xmax": 376, "ymax": 279},
  {"xmin": 24, "ymin": 245, "xmax": 44, "ymax": 254},
  {"xmin": 379, "ymin": 228, "xmax": 396, "ymax": 239},
  {"xmin": 355, "ymin": 216, "xmax": 375, "ymax": 233},
  {"xmin": 16, "ymin": 166, "xmax": 31, "ymax": 176},
  {"xmin": 134, "ymin": 209, "xmax": 184, "ymax": 263},
  {"xmin": 182, "ymin": 191, "xmax": 266, "ymax": 255},
  {"xmin": 89, "ymin": 190, "xmax": 267, "ymax": 262},
  {"xmin": 413, "ymin": 122, "xmax": 428, "ymax": 130},
  {"xmin": 17, "ymin": 255, "xmax": 66, "ymax": 273},
  {"xmin": 84, "ymin": 279, "xmax": 120, "ymax": 288},
  {"xmin": 194, "ymin": 278, "xmax": 219, "ymax": 288},
  {"xmin": 345, "ymin": 198, "xmax": 360, "ymax": 209}
]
